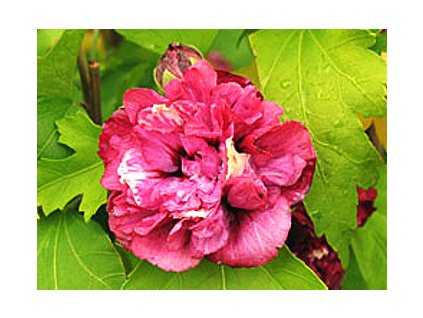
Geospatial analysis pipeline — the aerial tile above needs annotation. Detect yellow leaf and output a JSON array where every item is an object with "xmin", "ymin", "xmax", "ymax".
[{"xmin": 374, "ymin": 116, "xmax": 387, "ymax": 150}]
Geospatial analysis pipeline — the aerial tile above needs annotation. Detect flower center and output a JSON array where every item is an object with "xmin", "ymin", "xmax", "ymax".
[
  {"xmin": 225, "ymin": 137, "xmax": 250, "ymax": 180},
  {"xmin": 151, "ymin": 103, "xmax": 169, "ymax": 112}
]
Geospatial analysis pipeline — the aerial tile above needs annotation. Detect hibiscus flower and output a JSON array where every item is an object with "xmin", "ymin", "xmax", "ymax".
[{"xmin": 98, "ymin": 50, "xmax": 316, "ymax": 272}]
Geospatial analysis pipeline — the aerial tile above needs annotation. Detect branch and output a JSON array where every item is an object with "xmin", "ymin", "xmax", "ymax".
[
  {"xmin": 77, "ymin": 49, "xmax": 91, "ymax": 110},
  {"xmin": 88, "ymin": 60, "xmax": 102, "ymax": 125}
]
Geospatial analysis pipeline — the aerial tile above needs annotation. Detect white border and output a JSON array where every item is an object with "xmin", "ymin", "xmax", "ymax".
[{"xmin": 2, "ymin": 1, "xmax": 423, "ymax": 317}]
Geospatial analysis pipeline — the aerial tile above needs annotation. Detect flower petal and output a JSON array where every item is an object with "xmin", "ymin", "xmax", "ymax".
[
  {"xmin": 208, "ymin": 197, "xmax": 291, "ymax": 267},
  {"xmin": 190, "ymin": 207, "xmax": 230, "ymax": 257},
  {"xmin": 216, "ymin": 70, "xmax": 252, "ymax": 88},
  {"xmin": 165, "ymin": 60, "xmax": 217, "ymax": 103},
  {"xmin": 132, "ymin": 129, "xmax": 181, "ymax": 173},
  {"xmin": 254, "ymin": 120, "xmax": 316, "ymax": 160},
  {"xmin": 184, "ymin": 103, "xmax": 227, "ymax": 139},
  {"xmin": 232, "ymin": 85, "xmax": 263, "ymax": 125},
  {"xmin": 98, "ymin": 109, "xmax": 133, "ymax": 163},
  {"xmin": 107, "ymin": 191, "xmax": 157, "ymax": 249},
  {"xmin": 167, "ymin": 219, "xmax": 195, "ymax": 251},
  {"xmin": 210, "ymin": 82, "xmax": 243, "ymax": 107},
  {"xmin": 280, "ymin": 161, "xmax": 316, "ymax": 205},
  {"xmin": 258, "ymin": 154, "xmax": 307, "ymax": 187},
  {"xmin": 123, "ymin": 88, "xmax": 167, "ymax": 124},
  {"xmin": 137, "ymin": 104, "xmax": 183, "ymax": 133},
  {"xmin": 101, "ymin": 156, "xmax": 125, "ymax": 191},
  {"xmin": 225, "ymin": 176, "xmax": 268, "ymax": 211},
  {"xmin": 131, "ymin": 221, "xmax": 201, "ymax": 272}
]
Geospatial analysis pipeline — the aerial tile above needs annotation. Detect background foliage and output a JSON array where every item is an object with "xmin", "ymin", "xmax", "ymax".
[{"xmin": 37, "ymin": 29, "xmax": 387, "ymax": 290}]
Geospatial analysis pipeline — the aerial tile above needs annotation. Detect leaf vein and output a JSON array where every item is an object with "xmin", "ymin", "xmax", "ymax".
[
  {"xmin": 63, "ymin": 214, "xmax": 115, "ymax": 289},
  {"xmin": 38, "ymin": 161, "xmax": 102, "ymax": 192},
  {"xmin": 258, "ymin": 266, "xmax": 284, "ymax": 289},
  {"xmin": 307, "ymin": 30, "xmax": 381, "ymax": 110},
  {"xmin": 261, "ymin": 30, "xmax": 298, "ymax": 90}
]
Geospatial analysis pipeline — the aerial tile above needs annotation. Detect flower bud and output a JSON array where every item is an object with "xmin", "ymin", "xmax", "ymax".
[{"xmin": 155, "ymin": 43, "xmax": 203, "ymax": 90}]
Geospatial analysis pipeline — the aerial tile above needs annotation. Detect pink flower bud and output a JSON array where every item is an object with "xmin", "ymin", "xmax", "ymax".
[{"xmin": 155, "ymin": 43, "xmax": 202, "ymax": 90}]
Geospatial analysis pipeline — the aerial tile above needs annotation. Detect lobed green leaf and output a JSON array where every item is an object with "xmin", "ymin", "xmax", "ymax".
[
  {"xmin": 37, "ymin": 110, "xmax": 107, "ymax": 220},
  {"xmin": 37, "ymin": 29, "xmax": 85, "ymax": 159},
  {"xmin": 37, "ymin": 206, "xmax": 126, "ymax": 290},
  {"xmin": 250, "ymin": 29, "xmax": 387, "ymax": 264},
  {"xmin": 121, "ymin": 246, "xmax": 327, "ymax": 290}
]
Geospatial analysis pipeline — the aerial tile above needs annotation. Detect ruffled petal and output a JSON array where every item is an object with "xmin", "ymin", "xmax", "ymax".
[
  {"xmin": 210, "ymin": 82, "xmax": 243, "ymax": 108},
  {"xmin": 232, "ymin": 85, "xmax": 263, "ymax": 125},
  {"xmin": 165, "ymin": 60, "xmax": 217, "ymax": 103},
  {"xmin": 131, "ymin": 221, "xmax": 201, "ymax": 272},
  {"xmin": 280, "ymin": 161, "xmax": 316, "ymax": 205},
  {"xmin": 98, "ymin": 109, "xmax": 133, "ymax": 163},
  {"xmin": 181, "ymin": 142, "xmax": 221, "ymax": 179},
  {"xmin": 184, "ymin": 103, "xmax": 227, "ymax": 139},
  {"xmin": 132, "ymin": 129, "xmax": 181, "ymax": 173},
  {"xmin": 208, "ymin": 197, "xmax": 291, "ymax": 267},
  {"xmin": 167, "ymin": 219, "xmax": 195, "ymax": 251},
  {"xmin": 254, "ymin": 120, "xmax": 316, "ymax": 160},
  {"xmin": 107, "ymin": 191, "xmax": 158, "ymax": 249},
  {"xmin": 133, "ymin": 212, "xmax": 168, "ymax": 236},
  {"xmin": 258, "ymin": 154, "xmax": 307, "ymax": 187},
  {"xmin": 182, "ymin": 60, "xmax": 217, "ymax": 102},
  {"xmin": 137, "ymin": 104, "xmax": 183, "ymax": 134},
  {"xmin": 216, "ymin": 70, "xmax": 253, "ymax": 88},
  {"xmin": 123, "ymin": 88, "xmax": 168, "ymax": 124},
  {"xmin": 190, "ymin": 207, "xmax": 230, "ymax": 257},
  {"xmin": 100, "ymin": 156, "xmax": 124, "ymax": 191},
  {"xmin": 225, "ymin": 176, "xmax": 268, "ymax": 211}
]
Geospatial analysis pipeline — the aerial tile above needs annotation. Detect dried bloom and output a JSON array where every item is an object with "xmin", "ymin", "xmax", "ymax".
[
  {"xmin": 286, "ymin": 203, "xmax": 344, "ymax": 289},
  {"xmin": 357, "ymin": 187, "xmax": 378, "ymax": 227},
  {"xmin": 98, "ymin": 56, "xmax": 316, "ymax": 272},
  {"xmin": 287, "ymin": 187, "xmax": 378, "ymax": 289}
]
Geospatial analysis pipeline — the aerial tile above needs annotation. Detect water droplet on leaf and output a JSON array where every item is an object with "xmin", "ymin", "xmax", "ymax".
[{"xmin": 279, "ymin": 80, "xmax": 292, "ymax": 89}]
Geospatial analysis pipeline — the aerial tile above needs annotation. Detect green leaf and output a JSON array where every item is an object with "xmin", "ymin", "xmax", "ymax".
[
  {"xmin": 37, "ymin": 207, "xmax": 126, "ymax": 290},
  {"xmin": 37, "ymin": 29, "xmax": 85, "ymax": 159},
  {"xmin": 370, "ymin": 29, "xmax": 387, "ymax": 55},
  {"xmin": 37, "ymin": 29, "xmax": 65, "ymax": 57},
  {"xmin": 375, "ymin": 164, "xmax": 387, "ymax": 216},
  {"xmin": 37, "ymin": 110, "xmax": 107, "ymax": 220},
  {"xmin": 121, "ymin": 246, "xmax": 326, "ymax": 290},
  {"xmin": 38, "ymin": 29, "xmax": 85, "ymax": 99},
  {"xmin": 343, "ymin": 163, "xmax": 387, "ymax": 289},
  {"xmin": 115, "ymin": 244, "xmax": 141, "ymax": 275},
  {"xmin": 207, "ymin": 29, "xmax": 254, "ymax": 70},
  {"xmin": 250, "ymin": 29, "xmax": 386, "ymax": 264},
  {"xmin": 342, "ymin": 163, "xmax": 387, "ymax": 289},
  {"xmin": 349, "ymin": 213, "xmax": 387, "ymax": 289},
  {"xmin": 116, "ymin": 29, "xmax": 218, "ymax": 54},
  {"xmin": 101, "ymin": 40, "xmax": 158, "ymax": 120},
  {"xmin": 37, "ymin": 97, "xmax": 78, "ymax": 159},
  {"xmin": 341, "ymin": 247, "xmax": 369, "ymax": 290}
]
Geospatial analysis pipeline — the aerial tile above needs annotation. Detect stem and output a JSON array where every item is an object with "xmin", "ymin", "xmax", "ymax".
[
  {"xmin": 77, "ymin": 49, "xmax": 91, "ymax": 109},
  {"xmin": 88, "ymin": 60, "xmax": 102, "ymax": 125},
  {"xmin": 90, "ymin": 29, "xmax": 100, "ymax": 61}
]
